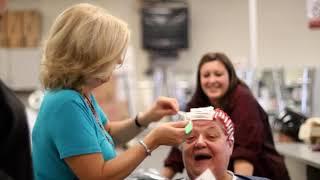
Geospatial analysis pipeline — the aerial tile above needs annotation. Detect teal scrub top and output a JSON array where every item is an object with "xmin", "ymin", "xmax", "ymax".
[{"xmin": 32, "ymin": 89, "xmax": 116, "ymax": 180}]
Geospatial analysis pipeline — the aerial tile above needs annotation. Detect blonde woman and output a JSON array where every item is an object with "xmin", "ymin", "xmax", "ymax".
[{"xmin": 32, "ymin": 3, "xmax": 187, "ymax": 180}]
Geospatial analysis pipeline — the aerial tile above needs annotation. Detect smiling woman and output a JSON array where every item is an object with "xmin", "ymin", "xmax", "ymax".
[{"xmin": 199, "ymin": 60, "xmax": 230, "ymax": 107}]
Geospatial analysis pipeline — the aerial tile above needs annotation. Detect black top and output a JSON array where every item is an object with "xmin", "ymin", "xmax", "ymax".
[
  {"xmin": 235, "ymin": 174, "xmax": 270, "ymax": 180},
  {"xmin": 0, "ymin": 80, "xmax": 33, "ymax": 180}
]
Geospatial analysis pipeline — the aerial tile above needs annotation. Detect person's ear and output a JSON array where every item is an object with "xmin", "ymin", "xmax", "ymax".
[{"xmin": 227, "ymin": 139, "xmax": 234, "ymax": 151}]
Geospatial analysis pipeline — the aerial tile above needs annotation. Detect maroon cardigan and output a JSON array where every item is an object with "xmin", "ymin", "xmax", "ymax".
[{"xmin": 164, "ymin": 84, "xmax": 290, "ymax": 180}]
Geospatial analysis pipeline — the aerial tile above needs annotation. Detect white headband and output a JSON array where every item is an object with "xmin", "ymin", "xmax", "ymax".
[
  {"xmin": 179, "ymin": 106, "xmax": 234, "ymax": 142},
  {"xmin": 179, "ymin": 106, "xmax": 215, "ymax": 121}
]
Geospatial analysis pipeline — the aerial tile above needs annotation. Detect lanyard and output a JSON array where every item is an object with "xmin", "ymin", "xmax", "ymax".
[{"xmin": 83, "ymin": 94, "xmax": 115, "ymax": 147}]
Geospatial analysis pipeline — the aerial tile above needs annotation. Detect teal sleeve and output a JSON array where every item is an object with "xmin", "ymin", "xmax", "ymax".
[{"xmin": 49, "ymin": 100, "xmax": 101, "ymax": 159}]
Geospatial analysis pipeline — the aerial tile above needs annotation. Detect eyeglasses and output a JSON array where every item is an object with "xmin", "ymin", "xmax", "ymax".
[{"xmin": 115, "ymin": 62, "xmax": 123, "ymax": 69}]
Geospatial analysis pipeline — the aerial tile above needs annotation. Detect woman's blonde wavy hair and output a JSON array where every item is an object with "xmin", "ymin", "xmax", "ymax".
[{"xmin": 40, "ymin": 3, "xmax": 130, "ymax": 91}]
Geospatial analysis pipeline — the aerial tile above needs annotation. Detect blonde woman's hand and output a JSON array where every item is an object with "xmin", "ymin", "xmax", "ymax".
[
  {"xmin": 143, "ymin": 121, "xmax": 188, "ymax": 151},
  {"xmin": 139, "ymin": 96, "xmax": 179, "ymax": 126}
]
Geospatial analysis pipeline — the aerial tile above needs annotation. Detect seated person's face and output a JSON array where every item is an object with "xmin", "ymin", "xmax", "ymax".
[{"xmin": 182, "ymin": 120, "xmax": 233, "ymax": 179}]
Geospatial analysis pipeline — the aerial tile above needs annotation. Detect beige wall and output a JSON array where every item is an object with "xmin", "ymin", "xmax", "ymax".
[
  {"xmin": 258, "ymin": 0, "xmax": 320, "ymax": 68},
  {"xmin": 8, "ymin": 0, "xmax": 320, "ymax": 79}
]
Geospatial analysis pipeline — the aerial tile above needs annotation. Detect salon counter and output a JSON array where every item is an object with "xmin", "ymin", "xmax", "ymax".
[{"xmin": 276, "ymin": 142, "xmax": 320, "ymax": 180}]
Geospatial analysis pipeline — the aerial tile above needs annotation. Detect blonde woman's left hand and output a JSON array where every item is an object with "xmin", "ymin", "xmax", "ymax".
[{"xmin": 139, "ymin": 96, "xmax": 179, "ymax": 126}]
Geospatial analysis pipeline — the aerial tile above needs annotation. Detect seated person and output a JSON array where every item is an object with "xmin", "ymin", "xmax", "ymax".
[{"xmin": 180, "ymin": 109, "xmax": 269, "ymax": 180}]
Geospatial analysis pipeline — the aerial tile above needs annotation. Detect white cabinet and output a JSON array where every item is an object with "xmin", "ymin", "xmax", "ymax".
[{"xmin": 0, "ymin": 48, "xmax": 41, "ymax": 91}]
